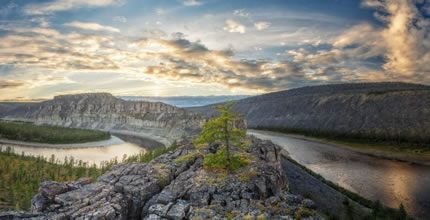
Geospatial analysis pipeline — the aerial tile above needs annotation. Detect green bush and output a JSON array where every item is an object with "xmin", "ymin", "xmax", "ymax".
[{"xmin": 203, "ymin": 147, "xmax": 249, "ymax": 171}]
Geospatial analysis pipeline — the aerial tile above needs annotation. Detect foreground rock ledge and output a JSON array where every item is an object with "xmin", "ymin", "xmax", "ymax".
[{"xmin": 1, "ymin": 138, "xmax": 320, "ymax": 220}]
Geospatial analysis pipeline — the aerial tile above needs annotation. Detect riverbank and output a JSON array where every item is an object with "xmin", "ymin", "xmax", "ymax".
[
  {"xmin": 249, "ymin": 129, "xmax": 430, "ymax": 219},
  {"xmin": 0, "ymin": 120, "xmax": 110, "ymax": 144},
  {"xmin": 0, "ymin": 136, "xmax": 124, "ymax": 149},
  {"xmin": 0, "ymin": 140, "xmax": 178, "ymax": 211},
  {"xmin": 250, "ymin": 129, "xmax": 430, "ymax": 166}
]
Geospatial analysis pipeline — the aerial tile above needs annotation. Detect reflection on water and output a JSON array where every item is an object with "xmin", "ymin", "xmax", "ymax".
[
  {"xmin": 2, "ymin": 137, "xmax": 146, "ymax": 166},
  {"xmin": 249, "ymin": 130, "xmax": 430, "ymax": 219}
]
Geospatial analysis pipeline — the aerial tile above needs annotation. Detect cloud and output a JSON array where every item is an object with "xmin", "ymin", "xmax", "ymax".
[
  {"xmin": 233, "ymin": 9, "xmax": 250, "ymax": 17},
  {"xmin": 0, "ymin": 26, "xmax": 119, "ymax": 71},
  {"xmin": 113, "ymin": 16, "xmax": 127, "ymax": 23},
  {"xmin": 64, "ymin": 21, "xmax": 120, "ymax": 33},
  {"xmin": 362, "ymin": 0, "xmax": 430, "ymax": 79},
  {"xmin": 0, "ymin": 80, "xmax": 24, "ymax": 89},
  {"xmin": 2, "ymin": 0, "xmax": 429, "ymax": 95},
  {"xmin": 223, "ymin": 19, "xmax": 246, "ymax": 34},
  {"xmin": 254, "ymin": 21, "xmax": 270, "ymax": 30},
  {"xmin": 155, "ymin": 8, "xmax": 166, "ymax": 16},
  {"xmin": 23, "ymin": 0, "xmax": 125, "ymax": 15},
  {"xmin": 182, "ymin": 0, "xmax": 202, "ymax": 6}
]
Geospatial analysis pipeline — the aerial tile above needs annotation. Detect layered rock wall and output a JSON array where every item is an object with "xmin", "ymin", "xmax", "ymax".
[{"xmin": 1, "ymin": 93, "xmax": 206, "ymax": 145}]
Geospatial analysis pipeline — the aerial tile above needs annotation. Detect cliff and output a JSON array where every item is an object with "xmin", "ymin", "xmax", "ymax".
[
  {"xmin": 189, "ymin": 82, "xmax": 430, "ymax": 144},
  {"xmin": 0, "ymin": 138, "xmax": 327, "ymax": 219},
  {"xmin": 0, "ymin": 93, "xmax": 206, "ymax": 145}
]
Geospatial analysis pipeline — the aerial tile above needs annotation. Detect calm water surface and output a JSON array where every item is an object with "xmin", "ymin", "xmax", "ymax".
[
  {"xmin": 249, "ymin": 130, "xmax": 430, "ymax": 219},
  {"xmin": 1, "ymin": 136, "xmax": 146, "ymax": 166}
]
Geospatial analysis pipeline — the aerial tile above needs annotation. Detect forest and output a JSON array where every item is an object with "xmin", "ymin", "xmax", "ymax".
[
  {"xmin": 0, "ymin": 141, "xmax": 178, "ymax": 211},
  {"xmin": 0, "ymin": 120, "xmax": 110, "ymax": 144}
]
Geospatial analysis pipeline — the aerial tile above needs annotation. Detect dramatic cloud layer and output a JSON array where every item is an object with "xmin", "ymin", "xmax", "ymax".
[
  {"xmin": 65, "ymin": 21, "xmax": 120, "ymax": 33},
  {"xmin": 23, "ymin": 0, "xmax": 125, "ymax": 15},
  {"xmin": 0, "ymin": 0, "xmax": 428, "ymax": 99}
]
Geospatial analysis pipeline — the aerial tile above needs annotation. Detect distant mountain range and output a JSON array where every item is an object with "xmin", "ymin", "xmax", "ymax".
[
  {"xmin": 119, "ymin": 95, "xmax": 250, "ymax": 107},
  {"xmin": 1, "ymin": 82, "xmax": 429, "ymax": 145},
  {"xmin": 189, "ymin": 82, "xmax": 430, "ymax": 144}
]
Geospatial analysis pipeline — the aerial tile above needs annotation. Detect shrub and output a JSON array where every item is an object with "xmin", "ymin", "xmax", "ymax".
[{"xmin": 203, "ymin": 147, "xmax": 249, "ymax": 171}]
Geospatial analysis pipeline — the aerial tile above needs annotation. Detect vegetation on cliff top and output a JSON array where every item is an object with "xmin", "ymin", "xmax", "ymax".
[
  {"xmin": 194, "ymin": 105, "xmax": 248, "ymax": 171},
  {"xmin": 0, "ymin": 146, "xmax": 102, "ymax": 210},
  {"xmin": 0, "ymin": 141, "xmax": 178, "ymax": 211},
  {"xmin": 0, "ymin": 120, "xmax": 110, "ymax": 144}
]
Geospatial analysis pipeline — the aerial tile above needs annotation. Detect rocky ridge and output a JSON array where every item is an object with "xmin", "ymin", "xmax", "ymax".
[
  {"xmin": 0, "ymin": 138, "xmax": 321, "ymax": 220},
  {"xmin": 189, "ymin": 82, "xmax": 430, "ymax": 143},
  {"xmin": 0, "ymin": 93, "xmax": 205, "ymax": 145}
]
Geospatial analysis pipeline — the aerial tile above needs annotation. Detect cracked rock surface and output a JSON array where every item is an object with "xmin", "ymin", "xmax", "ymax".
[{"xmin": 1, "ymin": 138, "xmax": 320, "ymax": 220}]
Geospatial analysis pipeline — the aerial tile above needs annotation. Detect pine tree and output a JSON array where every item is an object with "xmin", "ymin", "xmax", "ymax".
[{"xmin": 194, "ymin": 104, "xmax": 246, "ymax": 169}]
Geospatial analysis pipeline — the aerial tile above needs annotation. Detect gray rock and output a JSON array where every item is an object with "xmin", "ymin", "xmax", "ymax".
[
  {"xmin": 302, "ymin": 199, "xmax": 316, "ymax": 209},
  {"xmin": 0, "ymin": 138, "xmax": 320, "ymax": 220},
  {"xmin": 166, "ymin": 200, "xmax": 190, "ymax": 220},
  {"xmin": 0, "ymin": 93, "xmax": 206, "ymax": 145},
  {"xmin": 148, "ymin": 203, "xmax": 173, "ymax": 216}
]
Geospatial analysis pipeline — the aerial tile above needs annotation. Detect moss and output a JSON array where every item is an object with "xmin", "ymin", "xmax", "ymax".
[
  {"xmin": 238, "ymin": 168, "xmax": 258, "ymax": 182},
  {"xmin": 295, "ymin": 207, "xmax": 316, "ymax": 219},
  {"xmin": 224, "ymin": 211, "xmax": 237, "ymax": 219},
  {"xmin": 205, "ymin": 171, "xmax": 228, "ymax": 186},
  {"xmin": 256, "ymin": 214, "xmax": 267, "ymax": 220},
  {"xmin": 173, "ymin": 151, "xmax": 202, "ymax": 164},
  {"xmin": 153, "ymin": 163, "xmax": 170, "ymax": 187},
  {"xmin": 242, "ymin": 213, "xmax": 254, "ymax": 220}
]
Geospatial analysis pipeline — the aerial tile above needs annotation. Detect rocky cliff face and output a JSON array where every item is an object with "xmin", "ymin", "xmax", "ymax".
[
  {"xmin": 0, "ymin": 138, "xmax": 321, "ymax": 219},
  {"xmin": 0, "ymin": 93, "xmax": 205, "ymax": 145},
  {"xmin": 189, "ymin": 82, "xmax": 430, "ymax": 143}
]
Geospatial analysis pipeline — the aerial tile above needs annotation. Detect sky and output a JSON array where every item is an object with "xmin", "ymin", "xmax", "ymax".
[{"xmin": 0, "ymin": 0, "xmax": 429, "ymax": 100}]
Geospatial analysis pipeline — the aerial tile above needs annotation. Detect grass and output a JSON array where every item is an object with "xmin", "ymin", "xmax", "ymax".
[
  {"xmin": 255, "ymin": 126, "xmax": 430, "ymax": 154},
  {"xmin": 0, "ymin": 141, "xmax": 178, "ymax": 211},
  {"xmin": 174, "ymin": 150, "xmax": 202, "ymax": 164},
  {"xmin": 0, "ymin": 120, "xmax": 110, "ymax": 144}
]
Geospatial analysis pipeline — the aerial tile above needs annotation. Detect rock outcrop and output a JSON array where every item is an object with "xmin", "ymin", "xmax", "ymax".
[
  {"xmin": 0, "ymin": 93, "xmax": 205, "ymax": 145},
  {"xmin": 189, "ymin": 82, "xmax": 430, "ymax": 143},
  {"xmin": 0, "ymin": 138, "xmax": 321, "ymax": 219}
]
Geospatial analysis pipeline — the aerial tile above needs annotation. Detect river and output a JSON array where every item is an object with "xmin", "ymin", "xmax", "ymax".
[
  {"xmin": 248, "ymin": 129, "xmax": 430, "ymax": 219},
  {"xmin": 0, "ymin": 136, "xmax": 147, "ymax": 166}
]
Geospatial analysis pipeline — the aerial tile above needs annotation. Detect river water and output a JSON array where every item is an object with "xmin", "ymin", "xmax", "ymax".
[
  {"xmin": 248, "ymin": 130, "xmax": 430, "ymax": 219},
  {"xmin": 0, "ymin": 136, "xmax": 146, "ymax": 166}
]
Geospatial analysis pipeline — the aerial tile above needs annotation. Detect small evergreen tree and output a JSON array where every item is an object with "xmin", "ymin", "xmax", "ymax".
[
  {"xmin": 397, "ymin": 203, "xmax": 407, "ymax": 220},
  {"xmin": 194, "ymin": 104, "xmax": 246, "ymax": 170}
]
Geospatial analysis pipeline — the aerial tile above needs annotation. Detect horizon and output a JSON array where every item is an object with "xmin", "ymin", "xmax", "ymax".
[
  {"xmin": 0, "ymin": 0, "xmax": 429, "ymax": 100},
  {"xmin": 1, "ymin": 81, "xmax": 428, "ymax": 103}
]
